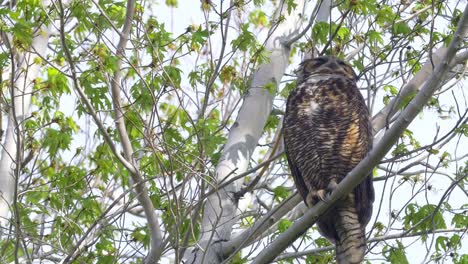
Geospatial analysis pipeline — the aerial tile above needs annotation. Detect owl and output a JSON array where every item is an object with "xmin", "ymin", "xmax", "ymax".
[{"xmin": 283, "ymin": 56, "xmax": 374, "ymax": 264}]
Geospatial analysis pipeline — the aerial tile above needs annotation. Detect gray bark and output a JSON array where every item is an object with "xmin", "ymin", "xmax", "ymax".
[{"xmin": 0, "ymin": 25, "xmax": 50, "ymax": 228}]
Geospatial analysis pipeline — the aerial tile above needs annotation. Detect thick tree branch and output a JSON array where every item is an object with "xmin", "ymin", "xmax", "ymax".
[
  {"xmin": 284, "ymin": 0, "xmax": 331, "ymax": 46},
  {"xmin": 371, "ymin": 48, "xmax": 468, "ymax": 134},
  {"xmin": 251, "ymin": 3, "xmax": 468, "ymax": 263},
  {"xmin": 223, "ymin": 193, "xmax": 303, "ymax": 257},
  {"xmin": 183, "ymin": 1, "xmax": 308, "ymax": 263},
  {"xmin": 0, "ymin": 17, "xmax": 50, "ymax": 228},
  {"xmin": 275, "ymin": 228, "xmax": 467, "ymax": 261}
]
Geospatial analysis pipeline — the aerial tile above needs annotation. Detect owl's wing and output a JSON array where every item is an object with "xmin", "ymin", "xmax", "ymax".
[
  {"xmin": 353, "ymin": 113, "xmax": 375, "ymax": 226},
  {"xmin": 284, "ymin": 146, "xmax": 309, "ymax": 202},
  {"xmin": 354, "ymin": 173, "xmax": 375, "ymax": 225}
]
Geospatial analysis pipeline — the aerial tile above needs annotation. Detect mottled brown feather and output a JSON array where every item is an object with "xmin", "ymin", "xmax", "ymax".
[{"xmin": 283, "ymin": 56, "xmax": 374, "ymax": 264}]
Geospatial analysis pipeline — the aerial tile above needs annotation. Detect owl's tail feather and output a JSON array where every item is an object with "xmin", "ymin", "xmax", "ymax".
[{"xmin": 334, "ymin": 195, "xmax": 366, "ymax": 264}]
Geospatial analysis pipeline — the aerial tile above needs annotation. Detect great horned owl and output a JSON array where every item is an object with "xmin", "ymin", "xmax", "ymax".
[{"xmin": 283, "ymin": 56, "xmax": 374, "ymax": 264}]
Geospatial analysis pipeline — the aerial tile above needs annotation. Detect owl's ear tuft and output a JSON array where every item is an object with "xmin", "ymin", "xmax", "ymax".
[{"xmin": 345, "ymin": 62, "xmax": 358, "ymax": 81}]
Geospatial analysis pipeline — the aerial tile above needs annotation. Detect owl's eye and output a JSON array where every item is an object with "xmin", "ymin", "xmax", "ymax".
[
  {"xmin": 337, "ymin": 60, "xmax": 347, "ymax": 66},
  {"xmin": 314, "ymin": 57, "xmax": 327, "ymax": 64}
]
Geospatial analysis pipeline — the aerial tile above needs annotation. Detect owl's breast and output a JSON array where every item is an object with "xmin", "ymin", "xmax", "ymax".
[
  {"xmin": 284, "ymin": 76, "xmax": 369, "ymax": 184},
  {"xmin": 287, "ymin": 78, "xmax": 349, "ymax": 125}
]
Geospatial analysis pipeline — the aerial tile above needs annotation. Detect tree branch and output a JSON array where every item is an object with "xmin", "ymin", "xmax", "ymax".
[
  {"xmin": 223, "ymin": 193, "xmax": 303, "ymax": 257},
  {"xmin": 54, "ymin": 0, "xmax": 135, "ymax": 174},
  {"xmin": 0, "ymin": 12, "xmax": 50, "ymax": 228},
  {"xmin": 275, "ymin": 228, "xmax": 467, "ymax": 261},
  {"xmin": 109, "ymin": 1, "xmax": 164, "ymax": 262},
  {"xmin": 371, "ymin": 48, "xmax": 468, "ymax": 135}
]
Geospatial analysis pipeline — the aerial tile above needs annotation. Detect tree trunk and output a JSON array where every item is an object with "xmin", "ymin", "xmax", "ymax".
[{"xmin": 0, "ymin": 26, "xmax": 50, "ymax": 228}]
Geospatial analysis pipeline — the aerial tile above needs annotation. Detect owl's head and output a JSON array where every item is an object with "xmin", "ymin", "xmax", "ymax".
[{"xmin": 297, "ymin": 56, "xmax": 358, "ymax": 82}]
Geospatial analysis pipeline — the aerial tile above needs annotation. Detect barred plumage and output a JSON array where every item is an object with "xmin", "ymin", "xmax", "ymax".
[{"xmin": 283, "ymin": 56, "xmax": 374, "ymax": 264}]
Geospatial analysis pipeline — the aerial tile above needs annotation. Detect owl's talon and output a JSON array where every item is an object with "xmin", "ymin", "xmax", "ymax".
[
  {"xmin": 316, "ymin": 189, "xmax": 327, "ymax": 201},
  {"xmin": 327, "ymin": 179, "xmax": 339, "ymax": 194},
  {"xmin": 306, "ymin": 189, "xmax": 328, "ymax": 207},
  {"xmin": 306, "ymin": 194, "xmax": 315, "ymax": 207}
]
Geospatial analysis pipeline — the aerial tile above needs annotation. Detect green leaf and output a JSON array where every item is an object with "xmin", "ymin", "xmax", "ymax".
[
  {"xmin": 264, "ymin": 115, "xmax": 279, "ymax": 133},
  {"xmin": 0, "ymin": 52, "xmax": 9, "ymax": 68},
  {"xmin": 253, "ymin": 0, "xmax": 265, "ymax": 6},
  {"xmin": 252, "ymin": 45, "xmax": 270, "ymax": 65},
  {"xmin": 192, "ymin": 27, "xmax": 209, "ymax": 45},
  {"xmin": 403, "ymin": 204, "xmax": 447, "ymax": 238},
  {"xmin": 273, "ymin": 186, "xmax": 290, "ymax": 202},
  {"xmin": 287, "ymin": 0, "xmax": 297, "ymax": 14},
  {"xmin": 103, "ymin": 55, "xmax": 119, "ymax": 72},
  {"xmin": 449, "ymin": 234, "xmax": 461, "ymax": 250},
  {"xmin": 47, "ymin": 67, "xmax": 71, "ymax": 95},
  {"xmin": 166, "ymin": 0, "xmax": 178, "ymax": 7},
  {"xmin": 383, "ymin": 241, "xmax": 409, "ymax": 264},
  {"xmin": 337, "ymin": 27, "xmax": 350, "ymax": 40},
  {"xmin": 399, "ymin": 90, "xmax": 417, "ymax": 109},
  {"xmin": 376, "ymin": 5, "xmax": 396, "ymax": 26},
  {"xmin": 368, "ymin": 29, "xmax": 384, "ymax": 44},
  {"xmin": 249, "ymin": 10, "xmax": 268, "ymax": 27},
  {"xmin": 393, "ymin": 22, "xmax": 411, "ymax": 35},
  {"xmin": 314, "ymin": 237, "xmax": 332, "ymax": 247},
  {"xmin": 383, "ymin": 84, "xmax": 398, "ymax": 96},
  {"xmin": 312, "ymin": 22, "xmax": 330, "ymax": 45},
  {"xmin": 392, "ymin": 143, "xmax": 408, "ymax": 156},
  {"xmin": 43, "ymin": 128, "xmax": 72, "ymax": 156},
  {"xmin": 12, "ymin": 20, "xmax": 33, "ymax": 48},
  {"xmin": 163, "ymin": 65, "xmax": 182, "ymax": 88},
  {"xmin": 456, "ymin": 254, "xmax": 468, "ymax": 264},
  {"xmin": 241, "ymin": 216, "xmax": 255, "ymax": 227},
  {"xmin": 231, "ymin": 252, "xmax": 247, "ymax": 264},
  {"xmin": 435, "ymin": 236, "xmax": 448, "ymax": 252},
  {"xmin": 264, "ymin": 81, "xmax": 277, "ymax": 96},
  {"xmin": 97, "ymin": 255, "xmax": 114, "ymax": 264},
  {"xmin": 280, "ymin": 81, "xmax": 296, "ymax": 98},
  {"xmin": 455, "ymin": 124, "xmax": 468, "ymax": 137},
  {"xmin": 188, "ymin": 70, "xmax": 202, "ymax": 87},
  {"xmin": 220, "ymin": 65, "xmax": 236, "ymax": 84},
  {"xmin": 278, "ymin": 219, "xmax": 292, "ymax": 232},
  {"xmin": 352, "ymin": 58, "xmax": 365, "ymax": 72},
  {"xmin": 109, "ymin": 4, "xmax": 126, "ymax": 25},
  {"xmin": 231, "ymin": 24, "xmax": 255, "ymax": 51},
  {"xmin": 131, "ymin": 227, "xmax": 147, "ymax": 243},
  {"xmin": 451, "ymin": 213, "xmax": 468, "ymax": 228}
]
